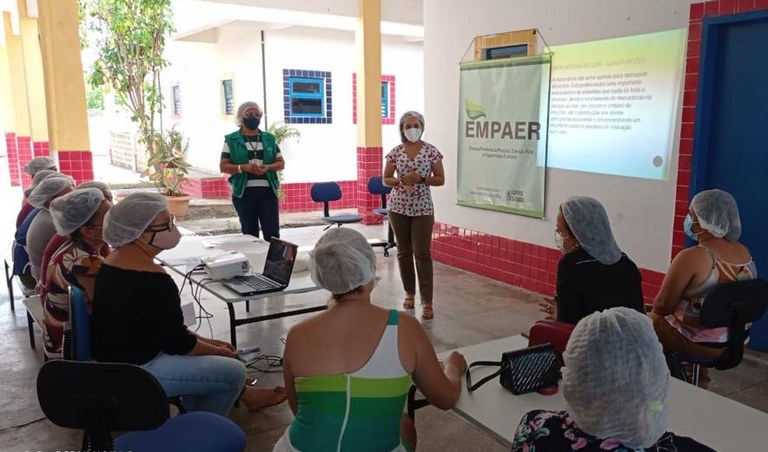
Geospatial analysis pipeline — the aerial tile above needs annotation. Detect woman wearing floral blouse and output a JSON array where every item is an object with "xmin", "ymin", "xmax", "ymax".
[{"xmin": 383, "ymin": 111, "xmax": 444, "ymax": 319}]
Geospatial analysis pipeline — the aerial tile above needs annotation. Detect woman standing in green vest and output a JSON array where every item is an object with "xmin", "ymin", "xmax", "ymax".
[{"xmin": 220, "ymin": 101, "xmax": 285, "ymax": 241}]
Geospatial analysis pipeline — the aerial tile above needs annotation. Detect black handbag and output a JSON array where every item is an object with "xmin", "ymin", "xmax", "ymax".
[{"xmin": 465, "ymin": 343, "xmax": 561, "ymax": 395}]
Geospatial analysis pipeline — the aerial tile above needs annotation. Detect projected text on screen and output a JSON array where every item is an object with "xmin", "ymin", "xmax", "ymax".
[{"xmin": 547, "ymin": 29, "xmax": 686, "ymax": 180}]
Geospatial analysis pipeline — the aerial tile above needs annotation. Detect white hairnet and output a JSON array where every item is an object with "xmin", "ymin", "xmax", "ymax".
[
  {"xmin": 24, "ymin": 157, "xmax": 56, "ymax": 176},
  {"xmin": 50, "ymin": 188, "xmax": 106, "ymax": 236},
  {"xmin": 562, "ymin": 307, "xmax": 669, "ymax": 449},
  {"xmin": 561, "ymin": 196, "xmax": 622, "ymax": 265},
  {"xmin": 103, "ymin": 192, "xmax": 167, "ymax": 247},
  {"xmin": 691, "ymin": 189, "xmax": 741, "ymax": 240},
  {"xmin": 77, "ymin": 180, "xmax": 109, "ymax": 192},
  {"xmin": 28, "ymin": 175, "xmax": 75, "ymax": 208},
  {"xmin": 235, "ymin": 101, "xmax": 262, "ymax": 127},
  {"xmin": 24, "ymin": 169, "xmax": 60, "ymax": 197},
  {"xmin": 309, "ymin": 228, "xmax": 376, "ymax": 295}
]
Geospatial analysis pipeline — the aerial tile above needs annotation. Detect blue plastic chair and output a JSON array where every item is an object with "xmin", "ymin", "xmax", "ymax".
[
  {"xmin": 37, "ymin": 360, "xmax": 247, "ymax": 452},
  {"xmin": 367, "ymin": 176, "xmax": 397, "ymax": 256},
  {"xmin": 67, "ymin": 285, "xmax": 90, "ymax": 361},
  {"xmin": 310, "ymin": 182, "xmax": 363, "ymax": 230}
]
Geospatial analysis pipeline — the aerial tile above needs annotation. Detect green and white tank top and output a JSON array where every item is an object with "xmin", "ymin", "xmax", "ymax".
[{"xmin": 274, "ymin": 309, "xmax": 412, "ymax": 452}]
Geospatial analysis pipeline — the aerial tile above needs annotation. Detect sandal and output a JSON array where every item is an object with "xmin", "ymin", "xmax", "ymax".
[
  {"xmin": 421, "ymin": 303, "xmax": 434, "ymax": 320},
  {"xmin": 403, "ymin": 295, "xmax": 415, "ymax": 310},
  {"xmin": 243, "ymin": 386, "xmax": 287, "ymax": 412}
]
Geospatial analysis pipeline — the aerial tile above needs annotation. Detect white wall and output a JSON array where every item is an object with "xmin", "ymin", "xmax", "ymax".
[
  {"xmin": 424, "ymin": 0, "xmax": 696, "ymax": 272},
  {"xmin": 162, "ymin": 26, "xmax": 423, "ymax": 183}
]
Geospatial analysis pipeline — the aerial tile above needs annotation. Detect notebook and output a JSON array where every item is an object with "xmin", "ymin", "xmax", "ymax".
[{"xmin": 220, "ymin": 238, "xmax": 299, "ymax": 296}]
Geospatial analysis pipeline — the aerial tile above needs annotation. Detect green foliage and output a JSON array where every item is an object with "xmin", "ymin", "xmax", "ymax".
[
  {"xmin": 79, "ymin": 0, "xmax": 175, "ymax": 162},
  {"xmin": 267, "ymin": 122, "xmax": 301, "ymax": 201},
  {"xmin": 142, "ymin": 126, "xmax": 190, "ymax": 197},
  {"xmin": 86, "ymin": 86, "xmax": 105, "ymax": 111}
]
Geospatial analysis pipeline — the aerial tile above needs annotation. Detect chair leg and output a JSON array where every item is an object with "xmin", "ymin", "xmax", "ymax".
[
  {"xmin": 4, "ymin": 259, "xmax": 14, "ymax": 311},
  {"xmin": 27, "ymin": 311, "xmax": 36, "ymax": 349},
  {"xmin": 692, "ymin": 363, "xmax": 700, "ymax": 387}
]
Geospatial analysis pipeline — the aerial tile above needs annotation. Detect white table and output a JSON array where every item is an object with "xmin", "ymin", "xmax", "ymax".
[
  {"xmin": 157, "ymin": 234, "xmax": 325, "ymax": 347},
  {"xmin": 439, "ymin": 335, "xmax": 768, "ymax": 450}
]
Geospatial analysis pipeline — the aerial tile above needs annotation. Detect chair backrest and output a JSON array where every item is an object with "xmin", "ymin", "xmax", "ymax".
[
  {"xmin": 528, "ymin": 319, "xmax": 576, "ymax": 358},
  {"xmin": 367, "ymin": 176, "xmax": 391, "ymax": 209},
  {"xmin": 39, "ymin": 234, "xmax": 68, "ymax": 288},
  {"xmin": 68, "ymin": 285, "xmax": 91, "ymax": 361},
  {"xmin": 311, "ymin": 182, "xmax": 342, "ymax": 218},
  {"xmin": 37, "ymin": 360, "xmax": 170, "ymax": 450},
  {"xmin": 700, "ymin": 278, "xmax": 768, "ymax": 370}
]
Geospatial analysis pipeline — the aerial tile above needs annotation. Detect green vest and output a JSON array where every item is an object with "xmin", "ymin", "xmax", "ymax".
[{"xmin": 224, "ymin": 129, "xmax": 279, "ymax": 198}]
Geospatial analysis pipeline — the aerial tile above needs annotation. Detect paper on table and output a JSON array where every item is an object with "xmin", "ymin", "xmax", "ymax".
[
  {"xmin": 181, "ymin": 302, "xmax": 196, "ymax": 327},
  {"xmin": 163, "ymin": 256, "xmax": 203, "ymax": 272}
]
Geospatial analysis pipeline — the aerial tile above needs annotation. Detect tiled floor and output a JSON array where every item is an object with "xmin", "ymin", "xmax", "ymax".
[{"xmin": 3, "ymin": 220, "xmax": 768, "ymax": 451}]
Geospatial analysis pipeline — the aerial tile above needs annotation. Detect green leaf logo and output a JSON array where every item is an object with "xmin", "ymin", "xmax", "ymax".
[{"xmin": 465, "ymin": 100, "xmax": 486, "ymax": 119}]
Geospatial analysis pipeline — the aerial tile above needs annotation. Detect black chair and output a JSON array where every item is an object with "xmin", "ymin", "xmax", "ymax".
[
  {"xmin": 367, "ymin": 176, "xmax": 397, "ymax": 257},
  {"xmin": 676, "ymin": 278, "xmax": 768, "ymax": 386},
  {"xmin": 310, "ymin": 182, "xmax": 363, "ymax": 230},
  {"xmin": 407, "ymin": 384, "xmax": 430, "ymax": 421},
  {"xmin": 37, "ymin": 360, "xmax": 246, "ymax": 452}
]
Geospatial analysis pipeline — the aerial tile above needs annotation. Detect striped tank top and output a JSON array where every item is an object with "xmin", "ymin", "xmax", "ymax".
[{"xmin": 274, "ymin": 309, "xmax": 413, "ymax": 452}]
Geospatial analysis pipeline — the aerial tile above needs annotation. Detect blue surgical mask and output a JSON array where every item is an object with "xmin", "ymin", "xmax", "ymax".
[{"xmin": 684, "ymin": 214, "xmax": 698, "ymax": 241}]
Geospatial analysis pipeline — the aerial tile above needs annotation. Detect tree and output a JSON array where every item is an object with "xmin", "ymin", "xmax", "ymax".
[{"xmin": 79, "ymin": 0, "xmax": 174, "ymax": 157}]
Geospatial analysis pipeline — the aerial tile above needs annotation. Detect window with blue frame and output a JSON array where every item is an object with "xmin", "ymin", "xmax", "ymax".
[
  {"xmin": 222, "ymin": 79, "xmax": 234, "ymax": 115},
  {"xmin": 283, "ymin": 70, "xmax": 332, "ymax": 124},
  {"xmin": 381, "ymin": 81, "xmax": 390, "ymax": 118},
  {"xmin": 171, "ymin": 85, "xmax": 182, "ymax": 117}
]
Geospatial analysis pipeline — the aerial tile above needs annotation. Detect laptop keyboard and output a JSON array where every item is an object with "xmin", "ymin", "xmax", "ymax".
[{"xmin": 238, "ymin": 275, "xmax": 281, "ymax": 290}]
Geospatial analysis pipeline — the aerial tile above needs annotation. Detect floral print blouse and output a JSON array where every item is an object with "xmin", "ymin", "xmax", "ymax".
[
  {"xmin": 385, "ymin": 142, "xmax": 443, "ymax": 217},
  {"xmin": 512, "ymin": 410, "xmax": 714, "ymax": 452}
]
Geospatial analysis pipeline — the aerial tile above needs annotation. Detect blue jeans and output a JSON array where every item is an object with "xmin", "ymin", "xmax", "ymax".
[
  {"xmin": 141, "ymin": 353, "xmax": 246, "ymax": 416},
  {"xmin": 232, "ymin": 186, "xmax": 280, "ymax": 241}
]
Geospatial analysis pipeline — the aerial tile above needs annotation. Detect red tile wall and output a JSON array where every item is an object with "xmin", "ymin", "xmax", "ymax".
[
  {"xmin": 16, "ymin": 136, "xmax": 34, "ymax": 189},
  {"xmin": 5, "ymin": 133, "xmax": 20, "ymax": 186},
  {"xmin": 33, "ymin": 141, "xmax": 50, "ymax": 158},
  {"xmin": 352, "ymin": 73, "xmax": 396, "ymax": 125},
  {"xmin": 57, "ymin": 151, "xmax": 94, "ymax": 185},
  {"xmin": 357, "ymin": 146, "xmax": 384, "ymax": 224},
  {"xmin": 431, "ymin": 222, "xmax": 665, "ymax": 303}
]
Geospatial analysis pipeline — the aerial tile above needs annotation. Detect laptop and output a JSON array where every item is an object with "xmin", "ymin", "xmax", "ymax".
[{"xmin": 220, "ymin": 238, "xmax": 299, "ymax": 296}]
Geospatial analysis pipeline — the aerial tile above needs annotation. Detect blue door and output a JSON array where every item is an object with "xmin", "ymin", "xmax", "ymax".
[{"xmin": 692, "ymin": 10, "xmax": 768, "ymax": 350}]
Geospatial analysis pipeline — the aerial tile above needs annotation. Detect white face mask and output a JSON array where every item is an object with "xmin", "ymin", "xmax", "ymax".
[
  {"xmin": 554, "ymin": 230, "xmax": 567, "ymax": 252},
  {"xmin": 404, "ymin": 127, "xmax": 422, "ymax": 142}
]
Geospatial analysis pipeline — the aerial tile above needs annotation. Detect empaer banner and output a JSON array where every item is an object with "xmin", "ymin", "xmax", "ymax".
[{"xmin": 457, "ymin": 54, "xmax": 551, "ymax": 218}]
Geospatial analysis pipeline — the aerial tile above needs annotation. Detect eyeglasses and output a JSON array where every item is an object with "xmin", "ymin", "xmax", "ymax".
[
  {"xmin": 147, "ymin": 215, "xmax": 176, "ymax": 232},
  {"xmin": 243, "ymin": 112, "xmax": 262, "ymax": 119}
]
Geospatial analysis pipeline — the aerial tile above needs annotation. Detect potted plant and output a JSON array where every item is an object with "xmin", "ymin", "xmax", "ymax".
[
  {"xmin": 143, "ymin": 126, "xmax": 192, "ymax": 217},
  {"xmin": 267, "ymin": 121, "xmax": 301, "ymax": 201}
]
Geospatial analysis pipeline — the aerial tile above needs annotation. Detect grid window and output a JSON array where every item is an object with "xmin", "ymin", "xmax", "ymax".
[
  {"xmin": 222, "ymin": 79, "xmax": 234, "ymax": 115},
  {"xmin": 171, "ymin": 85, "xmax": 182, "ymax": 117},
  {"xmin": 283, "ymin": 70, "xmax": 332, "ymax": 124},
  {"xmin": 381, "ymin": 81, "xmax": 390, "ymax": 118}
]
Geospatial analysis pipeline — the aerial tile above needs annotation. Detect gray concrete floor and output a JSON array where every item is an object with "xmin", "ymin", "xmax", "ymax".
[{"xmin": 3, "ymin": 211, "xmax": 768, "ymax": 451}]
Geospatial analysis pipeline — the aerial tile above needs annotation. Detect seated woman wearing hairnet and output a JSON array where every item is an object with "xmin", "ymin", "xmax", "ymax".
[
  {"xmin": 650, "ymin": 189, "xmax": 756, "ymax": 387},
  {"xmin": 539, "ymin": 196, "xmax": 644, "ymax": 323},
  {"xmin": 25, "ymin": 175, "xmax": 75, "ymax": 283},
  {"xmin": 12, "ymin": 170, "xmax": 61, "ymax": 289},
  {"xmin": 90, "ymin": 193, "xmax": 286, "ymax": 416},
  {"xmin": 76, "ymin": 180, "xmax": 114, "ymax": 204},
  {"xmin": 42, "ymin": 188, "xmax": 111, "ymax": 359},
  {"xmin": 16, "ymin": 169, "xmax": 59, "ymax": 228},
  {"xmin": 273, "ymin": 228, "xmax": 468, "ymax": 452},
  {"xmin": 513, "ymin": 307, "xmax": 714, "ymax": 451}
]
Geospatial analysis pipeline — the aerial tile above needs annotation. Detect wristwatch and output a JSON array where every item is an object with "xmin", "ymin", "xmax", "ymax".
[{"xmin": 419, "ymin": 175, "xmax": 427, "ymax": 184}]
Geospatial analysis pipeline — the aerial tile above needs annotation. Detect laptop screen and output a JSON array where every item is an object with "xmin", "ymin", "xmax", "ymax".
[{"xmin": 262, "ymin": 238, "xmax": 298, "ymax": 285}]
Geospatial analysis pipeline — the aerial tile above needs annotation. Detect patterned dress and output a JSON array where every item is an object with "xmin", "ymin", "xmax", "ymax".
[
  {"xmin": 41, "ymin": 239, "xmax": 106, "ymax": 359},
  {"xmin": 385, "ymin": 143, "xmax": 443, "ymax": 217},
  {"xmin": 512, "ymin": 410, "xmax": 714, "ymax": 451}
]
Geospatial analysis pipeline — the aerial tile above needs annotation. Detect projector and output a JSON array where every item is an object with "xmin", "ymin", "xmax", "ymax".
[{"xmin": 202, "ymin": 251, "xmax": 250, "ymax": 280}]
